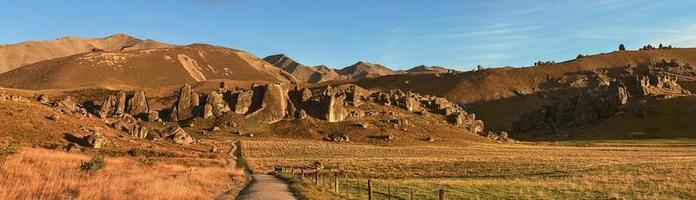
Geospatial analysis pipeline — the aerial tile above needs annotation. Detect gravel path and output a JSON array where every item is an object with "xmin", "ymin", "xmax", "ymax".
[
  {"xmin": 236, "ymin": 174, "xmax": 298, "ymax": 200},
  {"xmin": 233, "ymin": 139, "xmax": 298, "ymax": 200}
]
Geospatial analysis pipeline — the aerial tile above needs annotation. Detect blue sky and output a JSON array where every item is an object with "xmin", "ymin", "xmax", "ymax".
[{"xmin": 2, "ymin": 0, "xmax": 696, "ymax": 70}]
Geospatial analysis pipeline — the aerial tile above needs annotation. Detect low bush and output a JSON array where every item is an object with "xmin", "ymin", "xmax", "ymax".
[{"xmin": 80, "ymin": 155, "xmax": 107, "ymax": 173}]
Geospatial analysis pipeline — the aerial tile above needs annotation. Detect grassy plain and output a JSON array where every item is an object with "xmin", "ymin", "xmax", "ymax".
[{"xmin": 242, "ymin": 139, "xmax": 696, "ymax": 199}]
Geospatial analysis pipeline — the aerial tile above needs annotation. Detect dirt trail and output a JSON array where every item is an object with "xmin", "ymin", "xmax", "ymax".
[{"xmin": 232, "ymin": 139, "xmax": 298, "ymax": 200}]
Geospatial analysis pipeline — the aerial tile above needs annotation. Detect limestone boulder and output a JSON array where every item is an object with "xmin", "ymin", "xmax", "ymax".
[
  {"xmin": 246, "ymin": 83, "xmax": 288, "ymax": 124},
  {"xmin": 126, "ymin": 90, "xmax": 149, "ymax": 117},
  {"xmin": 168, "ymin": 126, "xmax": 194, "ymax": 145},
  {"xmin": 233, "ymin": 90, "xmax": 253, "ymax": 114}
]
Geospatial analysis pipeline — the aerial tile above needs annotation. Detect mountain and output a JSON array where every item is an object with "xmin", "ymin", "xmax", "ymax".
[
  {"xmin": 263, "ymin": 54, "xmax": 343, "ymax": 83},
  {"xmin": 337, "ymin": 61, "xmax": 395, "ymax": 79},
  {"xmin": 406, "ymin": 65, "xmax": 456, "ymax": 73},
  {"xmin": 0, "ymin": 44, "xmax": 298, "ymax": 90},
  {"xmin": 0, "ymin": 34, "xmax": 175, "ymax": 73}
]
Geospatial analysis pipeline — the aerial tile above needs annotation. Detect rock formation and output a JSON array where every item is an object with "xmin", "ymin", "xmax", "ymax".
[
  {"xmin": 168, "ymin": 126, "xmax": 193, "ymax": 145},
  {"xmin": 204, "ymin": 90, "xmax": 230, "ymax": 118},
  {"xmin": 169, "ymin": 84, "xmax": 199, "ymax": 121},
  {"xmin": 233, "ymin": 90, "xmax": 253, "ymax": 114},
  {"xmin": 320, "ymin": 93, "xmax": 348, "ymax": 122},
  {"xmin": 126, "ymin": 90, "xmax": 149, "ymax": 117},
  {"xmin": 246, "ymin": 83, "xmax": 288, "ymax": 124}
]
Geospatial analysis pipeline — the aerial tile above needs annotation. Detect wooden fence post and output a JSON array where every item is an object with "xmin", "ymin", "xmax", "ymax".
[
  {"xmin": 344, "ymin": 173, "xmax": 348, "ymax": 195},
  {"xmin": 368, "ymin": 179, "xmax": 373, "ymax": 200},
  {"xmin": 395, "ymin": 186, "xmax": 398, "ymax": 200},
  {"xmin": 315, "ymin": 171, "xmax": 319, "ymax": 186},
  {"xmin": 300, "ymin": 169, "xmax": 304, "ymax": 180},
  {"xmin": 439, "ymin": 189, "xmax": 446, "ymax": 200},
  {"xmin": 334, "ymin": 172, "xmax": 339, "ymax": 193},
  {"xmin": 410, "ymin": 188, "xmax": 413, "ymax": 200},
  {"xmin": 354, "ymin": 179, "xmax": 357, "ymax": 199},
  {"xmin": 388, "ymin": 185, "xmax": 392, "ymax": 200}
]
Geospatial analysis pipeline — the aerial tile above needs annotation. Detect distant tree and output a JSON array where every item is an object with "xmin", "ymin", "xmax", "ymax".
[
  {"xmin": 659, "ymin": 44, "xmax": 664, "ymax": 49},
  {"xmin": 619, "ymin": 44, "xmax": 626, "ymax": 51},
  {"xmin": 577, "ymin": 54, "xmax": 585, "ymax": 59}
]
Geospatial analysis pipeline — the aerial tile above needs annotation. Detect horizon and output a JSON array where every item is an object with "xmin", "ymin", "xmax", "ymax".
[{"xmin": 2, "ymin": 0, "xmax": 696, "ymax": 70}]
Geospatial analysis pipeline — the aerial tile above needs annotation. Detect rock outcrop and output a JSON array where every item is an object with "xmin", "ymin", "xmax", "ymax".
[
  {"xmin": 168, "ymin": 126, "xmax": 194, "ymax": 145},
  {"xmin": 246, "ymin": 83, "xmax": 288, "ymax": 124},
  {"xmin": 513, "ymin": 60, "xmax": 694, "ymax": 134},
  {"xmin": 204, "ymin": 90, "xmax": 230, "ymax": 118},
  {"xmin": 126, "ymin": 90, "xmax": 149, "ymax": 117},
  {"xmin": 169, "ymin": 84, "xmax": 199, "ymax": 121},
  {"xmin": 233, "ymin": 90, "xmax": 253, "ymax": 115},
  {"xmin": 319, "ymin": 91, "xmax": 348, "ymax": 122}
]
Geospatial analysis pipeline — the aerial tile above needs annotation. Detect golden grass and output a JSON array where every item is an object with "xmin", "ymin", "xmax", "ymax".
[
  {"xmin": 243, "ymin": 139, "xmax": 696, "ymax": 199},
  {"xmin": 0, "ymin": 148, "xmax": 245, "ymax": 200}
]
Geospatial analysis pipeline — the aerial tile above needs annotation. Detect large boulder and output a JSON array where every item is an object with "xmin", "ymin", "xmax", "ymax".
[
  {"xmin": 168, "ymin": 126, "xmax": 194, "ymax": 145},
  {"xmin": 233, "ymin": 90, "xmax": 253, "ymax": 114},
  {"xmin": 205, "ymin": 91, "xmax": 230, "ymax": 117},
  {"xmin": 99, "ymin": 94, "xmax": 118, "ymax": 118},
  {"xmin": 126, "ymin": 90, "xmax": 149, "ymax": 118},
  {"xmin": 83, "ymin": 131, "xmax": 107, "ymax": 149},
  {"xmin": 170, "ymin": 84, "xmax": 199, "ymax": 121},
  {"xmin": 404, "ymin": 92, "xmax": 421, "ymax": 112},
  {"xmin": 320, "ymin": 91, "xmax": 347, "ymax": 122},
  {"xmin": 53, "ymin": 96, "xmax": 80, "ymax": 114},
  {"xmin": 246, "ymin": 83, "xmax": 288, "ymax": 124},
  {"xmin": 115, "ymin": 91, "xmax": 127, "ymax": 115}
]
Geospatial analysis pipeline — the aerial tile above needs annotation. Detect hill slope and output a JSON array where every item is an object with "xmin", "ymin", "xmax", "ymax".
[
  {"xmin": 263, "ymin": 54, "xmax": 342, "ymax": 83},
  {"xmin": 354, "ymin": 48, "xmax": 696, "ymax": 130},
  {"xmin": 0, "ymin": 34, "xmax": 175, "ymax": 73},
  {"xmin": 0, "ymin": 44, "xmax": 298, "ymax": 90},
  {"xmin": 338, "ymin": 61, "xmax": 395, "ymax": 79}
]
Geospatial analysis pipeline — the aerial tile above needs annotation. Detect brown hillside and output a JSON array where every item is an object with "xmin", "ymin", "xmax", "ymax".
[
  {"xmin": 0, "ymin": 34, "xmax": 175, "ymax": 73},
  {"xmin": 405, "ymin": 65, "xmax": 456, "ymax": 73},
  {"xmin": 353, "ymin": 48, "xmax": 696, "ymax": 130},
  {"xmin": 338, "ymin": 61, "xmax": 396, "ymax": 79},
  {"xmin": 0, "ymin": 44, "xmax": 298, "ymax": 90},
  {"xmin": 263, "ymin": 54, "xmax": 343, "ymax": 83}
]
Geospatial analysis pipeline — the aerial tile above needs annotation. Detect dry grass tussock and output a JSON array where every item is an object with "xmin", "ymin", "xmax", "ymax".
[{"xmin": 0, "ymin": 148, "xmax": 245, "ymax": 200}]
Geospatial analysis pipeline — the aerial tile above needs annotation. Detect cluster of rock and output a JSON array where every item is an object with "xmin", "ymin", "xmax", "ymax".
[
  {"xmin": 533, "ymin": 60, "xmax": 556, "ymax": 66},
  {"xmin": 370, "ymin": 89, "xmax": 484, "ymax": 134},
  {"xmin": 95, "ymin": 90, "xmax": 158, "ymax": 139},
  {"xmin": 156, "ymin": 82, "xmax": 484, "ymax": 135},
  {"xmin": 514, "ymin": 60, "xmax": 694, "ymax": 134},
  {"xmin": 0, "ymin": 94, "xmax": 31, "ymax": 103},
  {"xmin": 639, "ymin": 44, "xmax": 674, "ymax": 51}
]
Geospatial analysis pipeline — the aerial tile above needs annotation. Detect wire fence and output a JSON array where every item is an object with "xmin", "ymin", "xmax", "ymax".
[{"xmin": 279, "ymin": 166, "xmax": 449, "ymax": 200}]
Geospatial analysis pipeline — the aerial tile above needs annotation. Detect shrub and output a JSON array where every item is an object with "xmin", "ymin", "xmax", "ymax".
[
  {"xmin": 0, "ymin": 141, "xmax": 20, "ymax": 163},
  {"xmin": 80, "ymin": 155, "xmax": 108, "ymax": 173},
  {"xmin": 619, "ymin": 44, "xmax": 626, "ymax": 51}
]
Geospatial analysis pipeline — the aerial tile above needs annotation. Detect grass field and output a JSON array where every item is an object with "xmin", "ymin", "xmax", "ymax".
[
  {"xmin": 242, "ymin": 139, "xmax": 696, "ymax": 199},
  {"xmin": 0, "ymin": 148, "xmax": 246, "ymax": 200}
]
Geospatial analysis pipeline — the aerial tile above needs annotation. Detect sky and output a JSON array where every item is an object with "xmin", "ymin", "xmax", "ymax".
[{"xmin": 2, "ymin": 0, "xmax": 696, "ymax": 70}]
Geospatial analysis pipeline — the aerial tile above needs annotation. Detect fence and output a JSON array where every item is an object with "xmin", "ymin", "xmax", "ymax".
[{"xmin": 280, "ymin": 166, "xmax": 449, "ymax": 200}]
